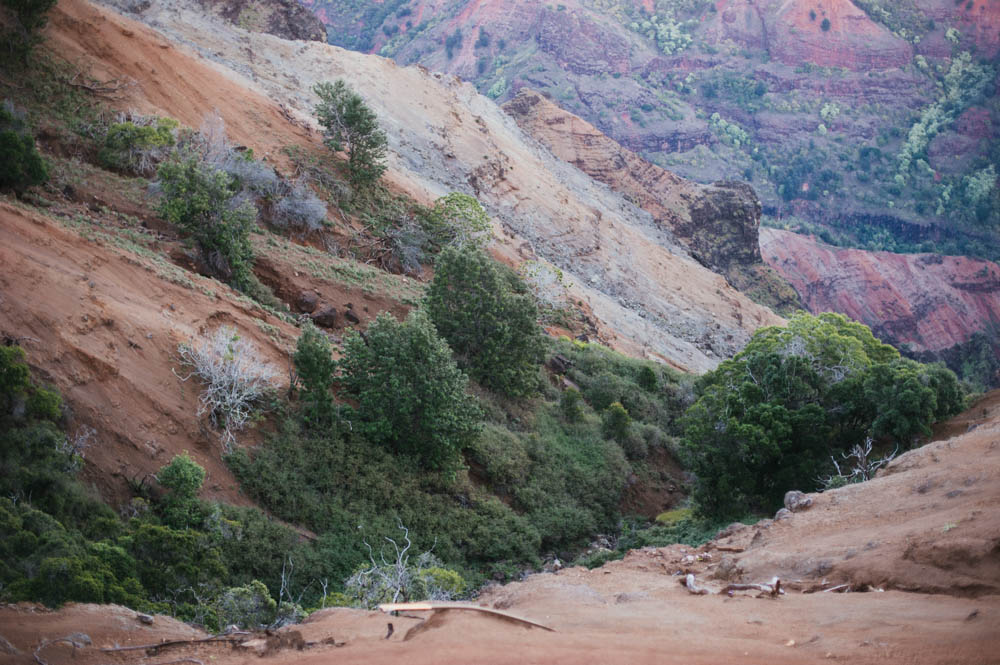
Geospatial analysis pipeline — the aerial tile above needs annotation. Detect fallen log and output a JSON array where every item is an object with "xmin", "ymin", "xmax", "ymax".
[{"xmin": 378, "ymin": 602, "xmax": 555, "ymax": 632}]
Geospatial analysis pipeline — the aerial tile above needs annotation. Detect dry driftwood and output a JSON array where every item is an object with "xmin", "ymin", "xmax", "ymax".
[
  {"xmin": 378, "ymin": 602, "xmax": 555, "ymax": 632},
  {"xmin": 722, "ymin": 577, "xmax": 783, "ymax": 597},
  {"xmin": 681, "ymin": 573, "xmax": 710, "ymax": 595},
  {"xmin": 680, "ymin": 574, "xmax": 784, "ymax": 597}
]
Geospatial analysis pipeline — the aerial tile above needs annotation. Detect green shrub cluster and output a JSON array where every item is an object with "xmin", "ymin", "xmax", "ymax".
[
  {"xmin": 99, "ymin": 116, "xmax": 178, "ymax": 175},
  {"xmin": 426, "ymin": 246, "xmax": 545, "ymax": 397},
  {"xmin": 681, "ymin": 312, "xmax": 965, "ymax": 518},
  {"xmin": 0, "ymin": 101, "xmax": 48, "ymax": 194}
]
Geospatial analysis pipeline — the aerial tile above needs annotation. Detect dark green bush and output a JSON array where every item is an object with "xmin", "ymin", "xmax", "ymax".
[
  {"xmin": 293, "ymin": 322, "xmax": 336, "ymax": 425},
  {"xmin": 426, "ymin": 246, "xmax": 545, "ymax": 397},
  {"xmin": 1, "ymin": 0, "xmax": 57, "ymax": 64},
  {"xmin": 99, "ymin": 117, "xmax": 177, "ymax": 175},
  {"xmin": 0, "ymin": 102, "xmax": 48, "ymax": 194},
  {"xmin": 155, "ymin": 155, "xmax": 258, "ymax": 291},
  {"xmin": 339, "ymin": 310, "xmax": 481, "ymax": 471}
]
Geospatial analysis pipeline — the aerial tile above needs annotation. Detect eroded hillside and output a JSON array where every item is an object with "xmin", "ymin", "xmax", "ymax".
[{"xmin": 89, "ymin": 0, "xmax": 784, "ymax": 371}]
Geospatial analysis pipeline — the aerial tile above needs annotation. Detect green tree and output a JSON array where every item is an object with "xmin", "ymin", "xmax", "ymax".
[
  {"xmin": 681, "ymin": 312, "xmax": 964, "ymax": 519},
  {"xmin": 338, "ymin": 310, "xmax": 481, "ymax": 470},
  {"xmin": 602, "ymin": 401, "xmax": 632, "ymax": 442},
  {"xmin": 1, "ymin": 0, "xmax": 57, "ymax": 65},
  {"xmin": 156, "ymin": 453, "xmax": 206, "ymax": 529},
  {"xmin": 155, "ymin": 156, "xmax": 257, "ymax": 290},
  {"xmin": 425, "ymin": 246, "xmax": 544, "ymax": 397},
  {"xmin": 293, "ymin": 322, "xmax": 336, "ymax": 425},
  {"xmin": 313, "ymin": 80, "xmax": 388, "ymax": 187},
  {"xmin": 0, "ymin": 102, "xmax": 48, "ymax": 194}
]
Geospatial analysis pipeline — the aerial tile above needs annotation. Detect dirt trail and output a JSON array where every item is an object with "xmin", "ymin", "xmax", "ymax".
[{"xmin": 3, "ymin": 395, "xmax": 998, "ymax": 664}]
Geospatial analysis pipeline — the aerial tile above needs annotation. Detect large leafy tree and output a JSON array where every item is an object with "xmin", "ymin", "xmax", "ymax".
[
  {"xmin": 425, "ymin": 246, "xmax": 544, "ymax": 397},
  {"xmin": 313, "ymin": 79, "xmax": 388, "ymax": 187},
  {"xmin": 681, "ymin": 312, "xmax": 965, "ymax": 518},
  {"xmin": 338, "ymin": 310, "xmax": 481, "ymax": 470}
]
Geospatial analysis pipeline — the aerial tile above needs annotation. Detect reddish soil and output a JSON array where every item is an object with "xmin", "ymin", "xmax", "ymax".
[{"xmin": 3, "ymin": 395, "xmax": 998, "ymax": 664}]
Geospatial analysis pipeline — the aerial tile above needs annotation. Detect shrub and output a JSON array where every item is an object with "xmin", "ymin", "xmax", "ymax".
[
  {"xmin": 681, "ymin": 312, "xmax": 964, "ymax": 518},
  {"xmin": 338, "ymin": 310, "xmax": 481, "ymax": 470},
  {"xmin": 99, "ymin": 114, "xmax": 178, "ymax": 175},
  {"xmin": 602, "ymin": 401, "xmax": 631, "ymax": 442},
  {"xmin": 313, "ymin": 79, "xmax": 388, "ymax": 187},
  {"xmin": 559, "ymin": 387, "xmax": 583, "ymax": 422},
  {"xmin": 425, "ymin": 246, "xmax": 545, "ymax": 397},
  {"xmin": 420, "ymin": 192, "xmax": 492, "ymax": 250},
  {"xmin": 156, "ymin": 453, "xmax": 207, "ymax": 529},
  {"xmin": 273, "ymin": 180, "xmax": 327, "ymax": 234},
  {"xmin": 821, "ymin": 17, "xmax": 831, "ymax": 31},
  {"xmin": 177, "ymin": 326, "xmax": 279, "ymax": 449},
  {"xmin": 1, "ymin": 0, "xmax": 57, "ymax": 65},
  {"xmin": 0, "ymin": 101, "xmax": 48, "ymax": 194},
  {"xmin": 216, "ymin": 580, "xmax": 277, "ymax": 629},
  {"xmin": 155, "ymin": 156, "xmax": 258, "ymax": 290},
  {"xmin": 293, "ymin": 323, "xmax": 336, "ymax": 425}
]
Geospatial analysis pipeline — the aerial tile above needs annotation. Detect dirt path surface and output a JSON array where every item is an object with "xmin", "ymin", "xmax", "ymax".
[{"xmin": 3, "ymin": 395, "xmax": 998, "ymax": 665}]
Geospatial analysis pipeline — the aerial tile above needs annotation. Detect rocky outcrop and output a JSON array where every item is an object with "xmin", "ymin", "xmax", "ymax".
[
  {"xmin": 503, "ymin": 89, "xmax": 800, "ymax": 311},
  {"xmin": 761, "ymin": 228, "xmax": 1000, "ymax": 353},
  {"xmin": 200, "ymin": 0, "xmax": 325, "ymax": 41}
]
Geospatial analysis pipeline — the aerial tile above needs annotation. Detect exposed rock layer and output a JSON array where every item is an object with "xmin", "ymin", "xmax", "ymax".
[
  {"xmin": 502, "ymin": 88, "xmax": 800, "ymax": 311},
  {"xmin": 761, "ymin": 228, "xmax": 1000, "ymax": 353}
]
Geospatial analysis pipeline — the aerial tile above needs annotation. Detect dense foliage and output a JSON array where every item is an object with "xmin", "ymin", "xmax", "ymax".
[
  {"xmin": 313, "ymin": 79, "xmax": 388, "ymax": 187},
  {"xmin": 681, "ymin": 312, "xmax": 964, "ymax": 518},
  {"xmin": 426, "ymin": 246, "xmax": 545, "ymax": 397},
  {"xmin": 156, "ymin": 155, "xmax": 258, "ymax": 291},
  {"xmin": 1, "ymin": 0, "xmax": 56, "ymax": 64},
  {"xmin": 0, "ymin": 101, "xmax": 48, "ymax": 194},
  {"xmin": 338, "ymin": 310, "xmax": 482, "ymax": 471}
]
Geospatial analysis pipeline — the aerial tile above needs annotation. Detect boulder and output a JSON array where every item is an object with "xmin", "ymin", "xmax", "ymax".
[
  {"xmin": 344, "ymin": 308, "xmax": 361, "ymax": 325},
  {"xmin": 297, "ymin": 290, "xmax": 318, "ymax": 313},
  {"xmin": 311, "ymin": 306, "xmax": 337, "ymax": 328},
  {"xmin": 784, "ymin": 490, "xmax": 813, "ymax": 512}
]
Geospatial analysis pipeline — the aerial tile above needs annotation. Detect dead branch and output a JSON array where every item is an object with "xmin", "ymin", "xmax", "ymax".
[
  {"xmin": 823, "ymin": 584, "xmax": 850, "ymax": 593},
  {"xmin": 148, "ymin": 660, "xmax": 205, "ymax": 665},
  {"xmin": 65, "ymin": 71, "xmax": 133, "ymax": 97},
  {"xmin": 681, "ymin": 573, "xmax": 710, "ymax": 595},
  {"xmin": 100, "ymin": 633, "xmax": 250, "ymax": 654},
  {"xmin": 714, "ymin": 546, "xmax": 745, "ymax": 553},
  {"xmin": 721, "ymin": 577, "xmax": 783, "ymax": 597}
]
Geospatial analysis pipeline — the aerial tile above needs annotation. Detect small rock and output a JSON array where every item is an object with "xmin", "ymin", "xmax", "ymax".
[
  {"xmin": 136, "ymin": 613, "xmax": 154, "ymax": 625},
  {"xmin": 784, "ymin": 490, "xmax": 813, "ymax": 512},
  {"xmin": 775, "ymin": 508, "xmax": 793, "ymax": 521},
  {"xmin": 297, "ymin": 291, "xmax": 318, "ymax": 313},
  {"xmin": 344, "ymin": 309, "xmax": 361, "ymax": 325},
  {"xmin": 715, "ymin": 522, "xmax": 748, "ymax": 539},
  {"xmin": 311, "ymin": 306, "xmax": 338, "ymax": 328},
  {"xmin": 547, "ymin": 353, "xmax": 573, "ymax": 373}
]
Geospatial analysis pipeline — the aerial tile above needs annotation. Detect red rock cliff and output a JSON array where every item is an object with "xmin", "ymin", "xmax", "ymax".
[{"xmin": 761, "ymin": 228, "xmax": 1000, "ymax": 353}]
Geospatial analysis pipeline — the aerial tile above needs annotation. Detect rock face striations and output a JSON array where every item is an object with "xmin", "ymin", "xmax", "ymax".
[
  {"xmin": 761, "ymin": 228, "xmax": 1000, "ymax": 354},
  {"xmin": 503, "ymin": 89, "xmax": 800, "ymax": 312}
]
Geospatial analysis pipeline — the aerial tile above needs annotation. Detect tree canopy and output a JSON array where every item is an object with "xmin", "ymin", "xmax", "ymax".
[
  {"xmin": 313, "ymin": 79, "xmax": 388, "ymax": 187},
  {"xmin": 425, "ymin": 246, "xmax": 544, "ymax": 397},
  {"xmin": 338, "ymin": 310, "xmax": 481, "ymax": 470},
  {"xmin": 681, "ymin": 312, "xmax": 964, "ymax": 518}
]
